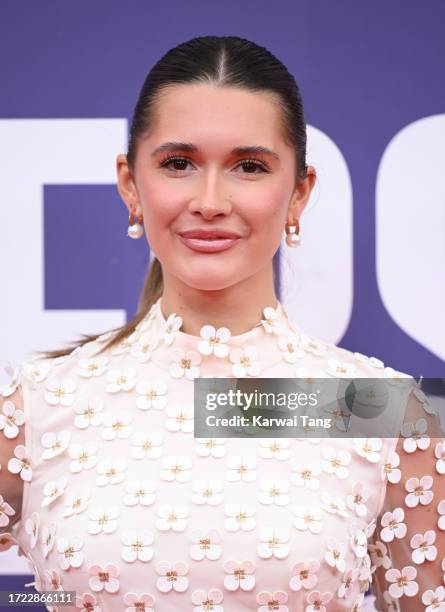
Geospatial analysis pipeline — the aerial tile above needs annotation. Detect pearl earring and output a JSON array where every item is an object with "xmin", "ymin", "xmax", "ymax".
[
  {"xmin": 285, "ymin": 221, "xmax": 301, "ymax": 247},
  {"xmin": 127, "ymin": 213, "xmax": 144, "ymax": 239}
]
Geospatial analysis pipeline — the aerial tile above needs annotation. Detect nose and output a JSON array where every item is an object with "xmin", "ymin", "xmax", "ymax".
[{"xmin": 188, "ymin": 168, "xmax": 232, "ymax": 219}]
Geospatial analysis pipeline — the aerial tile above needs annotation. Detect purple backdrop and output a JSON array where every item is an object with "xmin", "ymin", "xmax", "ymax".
[
  {"xmin": 1, "ymin": 0, "xmax": 444, "ymax": 598},
  {"xmin": 2, "ymin": 1, "xmax": 444, "ymax": 375}
]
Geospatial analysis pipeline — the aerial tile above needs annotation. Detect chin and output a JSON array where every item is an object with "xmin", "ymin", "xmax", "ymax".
[{"xmin": 177, "ymin": 270, "xmax": 245, "ymax": 292}]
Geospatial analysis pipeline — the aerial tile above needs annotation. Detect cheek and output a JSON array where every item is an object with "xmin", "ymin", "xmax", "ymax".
[
  {"xmin": 138, "ymin": 182, "xmax": 179, "ymax": 236},
  {"xmin": 246, "ymin": 190, "xmax": 287, "ymax": 235}
]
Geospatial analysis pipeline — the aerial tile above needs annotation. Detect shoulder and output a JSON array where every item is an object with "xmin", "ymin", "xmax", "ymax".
[
  {"xmin": 292, "ymin": 322, "xmax": 414, "ymax": 383},
  {"xmin": 19, "ymin": 336, "xmax": 108, "ymax": 388}
]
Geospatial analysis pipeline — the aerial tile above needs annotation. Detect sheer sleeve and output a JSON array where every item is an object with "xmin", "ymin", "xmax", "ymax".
[
  {"xmin": 369, "ymin": 383, "xmax": 445, "ymax": 611},
  {"xmin": 0, "ymin": 364, "xmax": 30, "ymax": 551}
]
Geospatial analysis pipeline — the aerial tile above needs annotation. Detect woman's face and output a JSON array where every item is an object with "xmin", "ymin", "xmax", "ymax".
[{"xmin": 118, "ymin": 83, "xmax": 315, "ymax": 291}]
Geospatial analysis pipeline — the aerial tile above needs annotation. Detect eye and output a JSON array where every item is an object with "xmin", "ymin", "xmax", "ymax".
[
  {"xmin": 236, "ymin": 159, "xmax": 269, "ymax": 174},
  {"xmin": 159, "ymin": 155, "xmax": 192, "ymax": 172},
  {"xmin": 158, "ymin": 155, "xmax": 270, "ymax": 174}
]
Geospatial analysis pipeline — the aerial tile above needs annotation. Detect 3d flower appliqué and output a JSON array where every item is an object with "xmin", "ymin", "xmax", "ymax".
[
  {"xmin": 346, "ymin": 482, "xmax": 371, "ymax": 517},
  {"xmin": 305, "ymin": 589, "xmax": 333, "ymax": 612},
  {"xmin": 229, "ymin": 347, "xmax": 261, "ymax": 377},
  {"xmin": 44, "ymin": 568, "xmax": 63, "ymax": 591},
  {"xmin": 40, "ymin": 522, "xmax": 57, "ymax": 558},
  {"xmin": 136, "ymin": 380, "xmax": 168, "ymax": 411},
  {"xmin": 96, "ymin": 459, "xmax": 126, "ymax": 486},
  {"xmin": 123, "ymin": 592, "xmax": 155, "ymax": 612},
  {"xmin": 277, "ymin": 333, "xmax": 305, "ymax": 363},
  {"xmin": 256, "ymin": 589, "xmax": 289, "ymax": 612},
  {"xmin": 106, "ymin": 368, "xmax": 137, "ymax": 393},
  {"xmin": 326, "ymin": 358, "xmax": 357, "ymax": 378},
  {"xmin": 401, "ymin": 418, "xmax": 430, "ymax": 453},
  {"xmin": 73, "ymin": 396, "xmax": 104, "ymax": 429},
  {"xmin": 368, "ymin": 541, "xmax": 391, "ymax": 570},
  {"xmin": 169, "ymin": 349, "xmax": 201, "ymax": 380},
  {"xmin": 76, "ymin": 357, "xmax": 109, "ymax": 378},
  {"xmin": 382, "ymin": 451, "xmax": 401, "ymax": 484},
  {"xmin": 21, "ymin": 360, "xmax": 51, "ymax": 384},
  {"xmin": 68, "ymin": 441, "xmax": 98, "ymax": 473},
  {"xmin": 320, "ymin": 492, "xmax": 349, "ymax": 518},
  {"xmin": 44, "ymin": 376, "xmax": 76, "ymax": 407},
  {"xmin": 261, "ymin": 306, "xmax": 285, "ymax": 335},
  {"xmin": 192, "ymin": 588, "xmax": 224, "ymax": 612},
  {"xmin": 421, "ymin": 587, "xmax": 445, "ymax": 612},
  {"xmin": 257, "ymin": 525, "xmax": 289, "ymax": 559},
  {"xmin": 101, "ymin": 411, "xmax": 133, "ymax": 440},
  {"xmin": 297, "ymin": 334, "xmax": 327, "ymax": 357},
  {"xmin": 293, "ymin": 506, "xmax": 323, "ymax": 534},
  {"xmin": 290, "ymin": 462, "xmax": 321, "ymax": 491},
  {"xmin": 41, "ymin": 476, "xmax": 68, "ymax": 507},
  {"xmin": 353, "ymin": 437, "xmax": 382, "ymax": 463},
  {"xmin": 63, "ymin": 490, "xmax": 90, "ymax": 517},
  {"xmin": 160, "ymin": 455, "xmax": 192, "ymax": 482},
  {"xmin": 131, "ymin": 431, "xmax": 163, "ymax": 460},
  {"xmin": 259, "ymin": 439, "xmax": 290, "ymax": 461},
  {"xmin": 0, "ymin": 495, "xmax": 15, "ymax": 528},
  {"xmin": 225, "ymin": 455, "xmax": 257, "ymax": 482},
  {"xmin": 384, "ymin": 565, "xmax": 418, "ymax": 598},
  {"xmin": 191, "ymin": 480, "xmax": 223, "ymax": 505},
  {"xmin": 195, "ymin": 438, "xmax": 227, "ymax": 458},
  {"xmin": 410, "ymin": 529, "xmax": 438, "ymax": 564},
  {"xmin": 321, "ymin": 446, "xmax": 351, "ymax": 479},
  {"xmin": 75, "ymin": 592, "xmax": 100, "ymax": 611},
  {"xmin": 223, "ymin": 559, "xmax": 256, "ymax": 591},
  {"xmin": 405, "ymin": 475, "xmax": 434, "ymax": 507},
  {"xmin": 40, "ymin": 430, "xmax": 71, "ymax": 460},
  {"xmin": 57, "ymin": 535, "xmax": 84, "ymax": 570},
  {"xmin": 88, "ymin": 506, "xmax": 120, "ymax": 535},
  {"xmin": 131, "ymin": 332, "xmax": 159, "ymax": 363},
  {"xmin": 437, "ymin": 499, "xmax": 445, "ymax": 531},
  {"xmin": 289, "ymin": 559, "xmax": 319, "ymax": 591},
  {"xmin": 224, "ymin": 503, "xmax": 256, "ymax": 532},
  {"xmin": 0, "ymin": 400, "xmax": 25, "ymax": 439},
  {"xmin": 156, "ymin": 504, "xmax": 188, "ymax": 532},
  {"xmin": 324, "ymin": 537, "xmax": 346, "ymax": 572},
  {"xmin": 380, "ymin": 507, "xmax": 407, "ymax": 542},
  {"xmin": 189, "ymin": 528, "xmax": 222, "ymax": 561},
  {"xmin": 24, "ymin": 511, "xmax": 40, "ymax": 548},
  {"xmin": 337, "ymin": 567, "xmax": 359, "ymax": 599},
  {"xmin": 198, "ymin": 325, "xmax": 231, "ymax": 358},
  {"xmin": 434, "ymin": 441, "xmax": 445, "ymax": 474},
  {"xmin": 8, "ymin": 444, "xmax": 33, "ymax": 481},
  {"xmin": 88, "ymin": 562, "xmax": 120, "ymax": 592},
  {"xmin": 165, "ymin": 403, "xmax": 194, "ymax": 433},
  {"xmin": 348, "ymin": 523, "xmax": 367, "ymax": 558},
  {"xmin": 161, "ymin": 313, "xmax": 183, "ymax": 345},
  {"xmin": 155, "ymin": 560, "xmax": 189, "ymax": 593},
  {"xmin": 257, "ymin": 479, "xmax": 290, "ymax": 506},
  {"xmin": 124, "ymin": 480, "xmax": 157, "ymax": 507},
  {"xmin": 110, "ymin": 331, "xmax": 139, "ymax": 356},
  {"xmin": 121, "ymin": 530, "xmax": 154, "ymax": 562}
]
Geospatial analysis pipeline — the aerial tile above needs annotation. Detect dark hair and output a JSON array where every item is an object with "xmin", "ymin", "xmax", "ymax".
[{"xmin": 42, "ymin": 35, "xmax": 308, "ymax": 358}]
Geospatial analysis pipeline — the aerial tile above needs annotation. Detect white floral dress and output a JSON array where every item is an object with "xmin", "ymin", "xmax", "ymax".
[{"xmin": 0, "ymin": 298, "xmax": 444, "ymax": 612}]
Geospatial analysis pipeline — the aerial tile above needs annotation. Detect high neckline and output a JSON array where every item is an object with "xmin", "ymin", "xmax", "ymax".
[
  {"xmin": 153, "ymin": 296, "xmax": 291, "ymax": 342},
  {"xmin": 134, "ymin": 296, "xmax": 297, "ymax": 377}
]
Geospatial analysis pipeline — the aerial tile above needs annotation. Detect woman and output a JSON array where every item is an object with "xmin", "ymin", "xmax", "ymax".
[{"xmin": 1, "ymin": 35, "xmax": 444, "ymax": 612}]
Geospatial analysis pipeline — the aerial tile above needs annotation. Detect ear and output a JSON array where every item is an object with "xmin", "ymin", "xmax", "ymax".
[
  {"xmin": 116, "ymin": 153, "xmax": 143, "ymax": 217},
  {"xmin": 286, "ymin": 165, "xmax": 317, "ymax": 225}
]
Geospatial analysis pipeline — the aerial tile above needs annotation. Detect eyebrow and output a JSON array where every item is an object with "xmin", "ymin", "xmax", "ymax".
[{"xmin": 151, "ymin": 141, "xmax": 280, "ymax": 161}]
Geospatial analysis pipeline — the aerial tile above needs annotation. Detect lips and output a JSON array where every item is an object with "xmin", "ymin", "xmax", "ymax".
[
  {"xmin": 177, "ymin": 229, "xmax": 241, "ymax": 253},
  {"xmin": 178, "ymin": 229, "xmax": 241, "ymax": 240}
]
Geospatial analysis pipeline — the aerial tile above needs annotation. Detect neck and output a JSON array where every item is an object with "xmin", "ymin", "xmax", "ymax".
[{"xmin": 160, "ymin": 266, "xmax": 278, "ymax": 336}]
